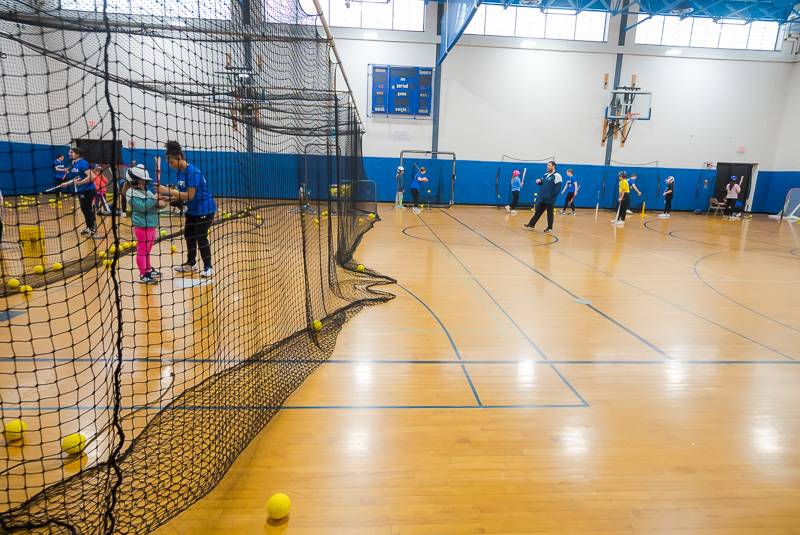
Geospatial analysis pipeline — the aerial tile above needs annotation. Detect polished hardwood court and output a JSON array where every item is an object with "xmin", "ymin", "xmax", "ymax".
[
  {"xmin": 4, "ymin": 203, "xmax": 800, "ymax": 533},
  {"xmin": 150, "ymin": 205, "xmax": 800, "ymax": 534}
]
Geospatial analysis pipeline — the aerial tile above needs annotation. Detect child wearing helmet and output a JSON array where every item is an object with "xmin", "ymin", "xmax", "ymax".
[
  {"xmin": 126, "ymin": 164, "xmax": 167, "ymax": 284},
  {"xmin": 395, "ymin": 166, "xmax": 405, "ymax": 209},
  {"xmin": 724, "ymin": 176, "xmax": 741, "ymax": 219},
  {"xmin": 505, "ymin": 169, "xmax": 523, "ymax": 214},
  {"xmin": 659, "ymin": 176, "xmax": 675, "ymax": 218}
]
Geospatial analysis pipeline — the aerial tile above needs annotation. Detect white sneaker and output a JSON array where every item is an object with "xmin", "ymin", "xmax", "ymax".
[
  {"xmin": 174, "ymin": 263, "xmax": 197, "ymax": 273},
  {"xmin": 610, "ymin": 218, "xmax": 619, "ymax": 223},
  {"xmin": 626, "ymin": 209, "xmax": 633, "ymax": 214},
  {"xmin": 570, "ymin": 211, "xmax": 576, "ymax": 216},
  {"xmin": 616, "ymin": 221, "xmax": 625, "ymax": 227},
  {"xmin": 505, "ymin": 205, "xmax": 510, "ymax": 212},
  {"xmin": 511, "ymin": 210, "xmax": 517, "ymax": 215},
  {"xmin": 658, "ymin": 213, "xmax": 667, "ymax": 218},
  {"xmin": 200, "ymin": 267, "xmax": 214, "ymax": 278}
]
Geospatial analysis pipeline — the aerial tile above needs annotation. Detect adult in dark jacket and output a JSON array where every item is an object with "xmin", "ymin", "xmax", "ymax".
[{"xmin": 524, "ymin": 161, "xmax": 562, "ymax": 233}]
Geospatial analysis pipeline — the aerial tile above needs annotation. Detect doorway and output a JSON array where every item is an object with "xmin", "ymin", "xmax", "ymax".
[{"xmin": 715, "ymin": 162, "xmax": 758, "ymax": 211}]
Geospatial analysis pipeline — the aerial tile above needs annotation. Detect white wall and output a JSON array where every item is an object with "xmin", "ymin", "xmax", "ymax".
[
  {"xmin": 334, "ymin": 38, "xmax": 435, "ymax": 158},
  {"xmin": 773, "ymin": 61, "xmax": 800, "ymax": 170},
  {"xmin": 619, "ymin": 54, "xmax": 793, "ymax": 169},
  {"xmin": 332, "ymin": 17, "xmax": 800, "ymax": 171},
  {"xmin": 439, "ymin": 45, "xmax": 615, "ymax": 163}
]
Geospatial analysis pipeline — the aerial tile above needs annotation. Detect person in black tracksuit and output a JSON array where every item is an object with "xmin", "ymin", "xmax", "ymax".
[{"xmin": 524, "ymin": 161, "xmax": 562, "ymax": 233}]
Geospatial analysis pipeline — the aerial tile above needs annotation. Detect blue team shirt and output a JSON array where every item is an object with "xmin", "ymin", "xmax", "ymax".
[
  {"xmin": 177, "ymin": 163, "xmax": 216, "ymax": 216},
  {"xmin": 66, "ymin": 159, "xmax": 93, "ymax": 193},
  {"xmin": 628, "ymin": 178, "xmax": 637, "ymax": 191},
  {"xmin": 53, "ymin": 159, "xmax": 67, "ymax": 183},
  {"xmin": 511, "ymin": 177, "xmax": 522, "ymax": 191},
  {"xmin": 410, "ymin": 172, "xmax": 426, "ymax": 190},
  {"xmin": 565, "ymin": 178, "xmax": 576, "ymax": 193}
]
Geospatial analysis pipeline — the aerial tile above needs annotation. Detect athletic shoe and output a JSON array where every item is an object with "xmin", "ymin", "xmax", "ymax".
[
  {"xmin": 138, "ymin": 274, "xmax": 158, "ymax": 284},
  {"xmin": 610, "ymin": 218, "xmax": 619, "ymax": 223},
  {"xmin": 88, "ymin": 229, "xmax": 98, "ymax": 238},
  {"xmin": 613, "ymin": 220, "xmax": 625, "ymax": 227},
  {"xmin": 523, "ymin": 224, "xmax": 535, "ymax": 231},
  {"xmin": 80, "ymin": 228, "xmax": 91, "ymax": 235},
  {"xmin": 626, "ymin": 209, "xmax": 633, "ymax": 214},
  {"xmin": 559, "ymin": 210, "xmax": 566, "ymax": 215},
  {"xmin": 543, "ymin": 228, "xmax": 552, "ymax": 233},
  {"xmin": 510, "ymin": 210, "xmax": 517, "ymax": 215},
  {"xmin": 200, "ymin": 267, "xmax": 214, "ymax": 278},
  {"xmin": 570, "ymin": 211, "xmax": 577, "ymax": 216},
  {"xmin": 147, "ymin": 268, "xmax": 162, "ymax": 278},
  {"xmin": 174, "ymin": 263, "xmax": 197, "ymax": 273},
  {"xmin": 505, "ymin": 205, "xmax": 511, "ymax": 212}
]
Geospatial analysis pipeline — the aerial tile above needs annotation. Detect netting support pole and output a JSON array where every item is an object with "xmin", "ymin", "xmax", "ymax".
[
  {"xmin": 312, "ymin": 0, "xmax": 364, "ymax": 133},
  {"xmin": 239, "ymin": 0, "xmax": 255, "ymax": 153}
]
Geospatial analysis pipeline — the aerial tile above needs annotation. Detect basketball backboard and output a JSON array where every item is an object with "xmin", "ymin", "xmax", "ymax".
[{"xmin": 604, "ymin": 89, "xmax": 653, "ymax": 121}]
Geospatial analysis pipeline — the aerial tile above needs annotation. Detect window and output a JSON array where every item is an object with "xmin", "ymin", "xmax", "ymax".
[
  {"xmin": 464, "ymin": 5, "xmax": 486, "ymax": 34},
  {"xmin": 514, "ymin": 7, "xmax": 545, "ymax": 38},
  {"xmin": 661, "ymin": 15, "xmax": 692, "ymax": 46},
  {"xmin": 632, "ymin": 13, "xmax": 663, "ymax": 44},
  {"xmin": 308, "ymin": 0, "xmax": 424, "ymax": 31},
  {"xmin": 485, "ymin": 3, "xmax": 516, "ymax": 36},
  {"xmin": 748, "ymin": 21, "xmax": 780, "ymax": 50},
  {"xmin": 634, "ymin": 14, "xmax": 782, "ymax": 51},
  {"xmin": 575, "ymin": 10, "xmax": 608, "ymax": 41},
  {"xmin": 60, "ymin": 0, "xmax": 231, "ymax": 19},
  {"xmin": 718, "ymin": 20, "xmax": 750, "ymax": 49},
  {"xmin": 545, "ymin": 9, "xmax": 576, "ymax": 40},
  {"xmin": 464, "ymin": 5, "xmax": 608, "ymax": 42}
]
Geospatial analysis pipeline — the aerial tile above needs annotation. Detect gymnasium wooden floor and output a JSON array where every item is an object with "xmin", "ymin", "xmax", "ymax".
[{"xmin": 150, "ymin": 205, "xmax": 800, "ymax": 535}]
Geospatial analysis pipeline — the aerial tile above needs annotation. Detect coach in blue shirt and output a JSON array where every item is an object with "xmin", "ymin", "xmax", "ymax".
[
  {"xmin": 58, "ymin": 146, "xmax": 97, "ymax": 236},
  {"xmin": 524, "ymin": 160, "xmax": 562, "ymax": 233},
  {"xmin": 158, "ymin": 140, "xmax": 216, "ymax": 278}
]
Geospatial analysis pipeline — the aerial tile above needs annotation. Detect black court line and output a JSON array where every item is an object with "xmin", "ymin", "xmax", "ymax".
[
  {"xmin": 644, "ymin": 219, "xmax": 799, "ymax": 257},
  {"xmin": 442, "ymin": 209, "xmax": 671, "ymax": 360},
  {"xmin": 402, "ymin": 223, "xmax": 558, "ymax": 248},
  {"xmin": 467, "ymin": 211, "xmax": 797, "ymax": 362},
  {"xmin": 395, "ymin": 282, "xmax": 483, "ymax": 406},
  {"xmin": 412, "ymin": 211, "xmax": 589, "ymax": 407},
  {"xmin": 693, "ymin": 251, "xmax": 800, "ymax": 335}
]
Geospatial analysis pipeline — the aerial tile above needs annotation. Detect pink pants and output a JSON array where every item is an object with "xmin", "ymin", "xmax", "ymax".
[{"xmin": 133, "ymin": 227, "xmax": 156, "ymax": 276}]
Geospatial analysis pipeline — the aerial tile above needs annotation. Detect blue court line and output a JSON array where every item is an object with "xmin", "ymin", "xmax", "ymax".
[
  {"xmin": 694, "ymin": 251, "xmax": 800, "ymax": 335},
  {"xmin": 0, "ymin": 403, "xmax": 586, "ymax": 412},
  {"xmin": 414, "ymin": 211, "xmax": 589, "ymax": 408},
  {"xmin": 0, "ymin": 309, "xmax": 26, "ymax": 322},
  {"xmin": 445, "ymin": 209, "xmax": 671, "ymax": 361},
  {"xmin": 395, "ymin": 283, "xmax": 482, "ymax": 407}
]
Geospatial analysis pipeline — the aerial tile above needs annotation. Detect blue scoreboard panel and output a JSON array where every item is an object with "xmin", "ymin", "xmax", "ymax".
[{"xmin": 370, "ymin": 64, "xmax": 433, "ymax": 118}]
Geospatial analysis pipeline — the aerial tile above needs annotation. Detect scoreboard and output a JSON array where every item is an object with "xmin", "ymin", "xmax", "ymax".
[{"xmin": 370, "ymin": 64, "xmax": 433, "ymax": 118}]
